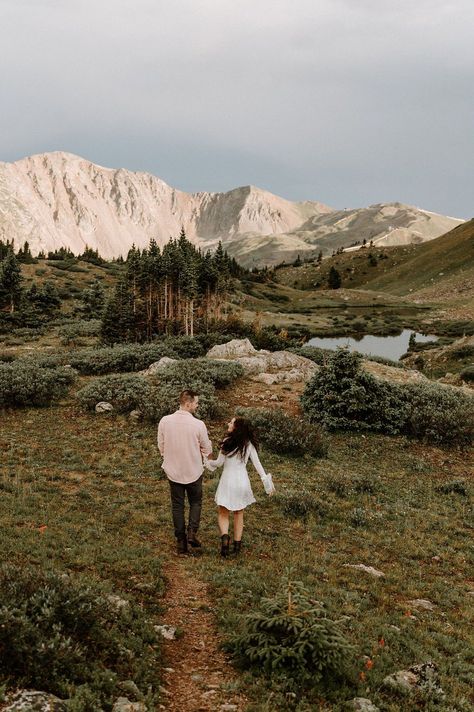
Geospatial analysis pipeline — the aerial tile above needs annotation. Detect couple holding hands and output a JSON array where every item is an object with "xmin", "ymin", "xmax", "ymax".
[{"xmin": 157, "ymin": 389, "xmax": 275, "ymax": 557}]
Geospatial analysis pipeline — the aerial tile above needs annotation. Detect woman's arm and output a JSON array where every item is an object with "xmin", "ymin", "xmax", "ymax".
[
  {"xmin": 249, "ymin": 444, "xmax": 275, "ymax": 494},
  {"xmin": 205, "ymin": 451, "xmax": 225, "ymax": 471}
]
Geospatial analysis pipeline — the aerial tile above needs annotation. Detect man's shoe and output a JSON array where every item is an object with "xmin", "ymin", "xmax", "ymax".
[
  {"xmin": 220, "ymin": 534, "xmax": 230, "ymax": 558},
  {"xmin": 187, "ymin": 529, "xmax": 202, "ymax": 549},
  {"xmin": 176, "ymin": 537, "xmax": 188, "ymax": 555}
]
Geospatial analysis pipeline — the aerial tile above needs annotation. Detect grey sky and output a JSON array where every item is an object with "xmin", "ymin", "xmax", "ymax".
[{"xmin": 1, "ymin": 0, "xmax": 473, "ymax": 217}]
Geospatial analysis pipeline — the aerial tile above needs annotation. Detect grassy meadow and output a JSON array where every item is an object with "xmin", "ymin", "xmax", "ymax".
[{"xmin": 1, "ymin": 372, "xmax": 473, "ymax": 710}]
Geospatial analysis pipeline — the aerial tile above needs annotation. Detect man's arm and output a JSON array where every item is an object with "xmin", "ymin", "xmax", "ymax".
[
  {"xmin": 199, "ymin": 422, "xmax": 212, "ymax": 457},
  {"xmin": 157, "ymin": 419, "xmax": 165, "ymax": 456}
]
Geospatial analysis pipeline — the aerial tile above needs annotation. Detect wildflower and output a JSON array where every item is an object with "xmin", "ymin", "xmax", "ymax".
[
  {"xmin": 379, "ymin": 637, "xmax": 385, "ymax": 647},
  {"xmin": 365, "ymin": 659, "xmax": 374, "ymax": 670},
  {"xmin": 38, "ymin": 525, "xmax": 48, "ymax": 534}
]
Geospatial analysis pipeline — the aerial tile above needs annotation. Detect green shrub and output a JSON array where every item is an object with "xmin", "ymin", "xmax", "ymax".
[
  {"xmin": 227, "ymin": 579, "xmax": 355, "ymax": 690},
  {"xmin": 301, "ymin": 348, "xmax": 474, "ymax": 446},
  {"xmin": 0, "ymin": 362, "xmax": 75, "ymax": 407},
  {"xmin": 68, "ymin": 343, "xmax": 179, "ymax": 375},
  {"xmin": 76, "ymin": 374, "xmax": 149, "ymax": 413},
  {"xmin": 279, "ymin": 489, "xmax": 328, "ymax": 521},
  {"xmin": 76, "ymin": 372, "xmax": 221, "ymax": 421},
  {"xmin": 435, "ymin": 480, "xmax": 469, "ymax": 496},
  {"xmin": 301, "ymin": 348, "xmax": 407, "ymax": 435},
  {"xmin": 158, "ymin": 358, "xmax": 244, "ymax": 388},
  {"xmin": 59, "ymin": 320, "xmax": 102, "ymax": 345},
  {"xmin": 141, "ymin": 378, "xmax": 220, "ymax": 422},
  {"xmin": 460, "ymin": 366, "xmax": 474, "ymax": 382},
  {"xmin": 403, "ymin": 382, "xmax": 474, "ymax": 447},
  {"xmin": 236, "ymin": 407, "xmax": 328, "ymax": 457},
  {"xmin": 0, "ymin": 564, "xmax": 160, "ymax": 707}
]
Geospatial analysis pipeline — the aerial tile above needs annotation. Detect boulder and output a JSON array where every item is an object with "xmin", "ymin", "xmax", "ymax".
[
  {"xmin": 265, "ymin": 350, "xmax": 317, "ymax": 375},
  {"xmin": 154, "ymin": 624, "xmax": 176, "ymax": 640},
  {"xmin": 95, "ymin": 401, "xmax": 114, "ymax": 413},
  {"xmin": 406, "ymin": 598, "xmax": 435, "ymax": 611},
  {"xmin": 4, "ymin": 690, "xmax": 67, "ymax": 711},
  {"xmin": 206, "ymin": 338, "xmax": 256, "ymax": 359},
  {"xmin": 141, "ymin": 357, "xmax": 178, "ymax": 375},
  {"xmin": 344, "ymin": 699, "xmax": 380, "ymax": 712},
  {"xmin": 129, "ymin": 410, "xmax": 142, "ymax": 421},
  {"xmin": 234, "ymin": 355, "xmax": 269, "ymax": 375}
]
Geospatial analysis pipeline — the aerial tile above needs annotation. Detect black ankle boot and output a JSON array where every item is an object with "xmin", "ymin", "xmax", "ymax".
[
  {"xmin": 220, "ymin": 534, "xmax": 230, "ymax": 557},
  {"xmin": 233, "ymin": 540, "xmax": 242, "ymax": 555},
  {"xmin": 176, "ymin": 537, "xmax": 188, "ymax": 555},
  {"xmin": 187, "ymin": 528, "xmax": 202, "ymax": 549}
]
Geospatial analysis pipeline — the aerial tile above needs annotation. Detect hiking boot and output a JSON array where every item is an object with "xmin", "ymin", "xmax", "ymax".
[
  {"xmin": 187, "ymin": 528, "xmax": 202, "ymax": 549},
  {"xmin": 233, "ymin": 540, "xmax": 242, "ymax": 555},
  {"xmin": 176, "ymin": 537, "xmax": 188, "ymax": 555},
  {"xmin": 220, "ymin": 534, "xmax": 230, "ymax": 558}
]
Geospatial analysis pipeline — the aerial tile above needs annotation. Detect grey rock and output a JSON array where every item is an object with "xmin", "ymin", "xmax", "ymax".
[
  {"xmin": 220, "ymin": 705, "xmax": 238, "ymax": 712},
  {"xmin": 207, "ymin": 338, "xmax": 256, "ymax": 359},
  {"xmin": 95, "ymin": 401, "xmax": 114, "ymax": 413},
  {"xmin": 344, "ymin": 698, "xmax": 380, "ymax": 712},
  {"xmin": 112, "ymin": 698, "xmax": 146, "ymax": 712},
  {"xmin": 383, "ymin": 670, "xmax": 418, "ymax": 695},
  {"xmin": 4, "ymin": 690, "xmax": 67, "ymax": 711},
  {"xmin": 407, "ymin": 598, "xmax": 435, "ymax": 611},
  {"xmin": 142, "ymin": 356, "xmax": 178, "ymax": 375},
  {"xmin": 129, "ymin": 410, "xmax": 142, "ymax": 420},
  {"xmin": 343, "ymin": 563, "xmax": 385, "ymax": 578},
  {"xmin": 118, "ymin": 681, "xmax": 143, "ymax": 701},
  {"xmin": 154, "ymin": 624, "xmax": 176, "ymax": 640}
]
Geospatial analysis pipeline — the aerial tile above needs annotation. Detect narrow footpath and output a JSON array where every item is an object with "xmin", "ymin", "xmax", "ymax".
[{"xmin": 159, "ymin": 556, "xmax": 248, "ymax": 712}]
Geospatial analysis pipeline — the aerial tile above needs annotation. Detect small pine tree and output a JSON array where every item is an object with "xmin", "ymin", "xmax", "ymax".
[
  {"xmin": 328, "ymin": 266, "xmax": 342, "ymax": 289},
  {"xmin": 0, "ymin": 250, "xmax": 23, "ymax": 313},
  {"xmin": 79, "ymin": 280, "xmax": 106, "ymax": 319}
]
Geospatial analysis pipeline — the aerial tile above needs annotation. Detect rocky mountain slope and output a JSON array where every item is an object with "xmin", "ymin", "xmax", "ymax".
[{"xmin": 0, "ymin": 152, "xmax": 463, "ymax": 265}]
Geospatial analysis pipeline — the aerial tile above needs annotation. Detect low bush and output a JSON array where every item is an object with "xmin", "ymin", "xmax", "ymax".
[
  {"xmin": 301, "ymin": 348, "xmax": 474, "ymax": 446},
  {"xmin": 236, "ymin": 407, "xmax": 328, "ymax": 457},
  {"xmin": 158, "ymin": 359, "xmax": 244, "ymax": 388},
  {"xmin": 0, "ymin": 564, "xmax": 161, "ymax": 708},
  {"xmin": 76, "ymin": 372, "xmax": 221, "ymax": 421},
  {"xmin": 460, "ymin": 365, "xmax": 474, "ymax": 382},
  {"xmin": 435, "ymin": 480, "xmax": 469, "ymax": 496},
  {"xmin": 68, "ymin": 343, "xmax": 179, "ymax": 375},
  {"xmin": 403, "ymin": 381, "xmax": 474, "ymax": 447},
  {"xmin": 0, "ymin": 362, "xmax": 75, "ymax": 407},
  {"xmin": 227, "ymin": 579, "xmax": 355, "ymax": 690},
  {"xmin": 301, "ymin": 349, "xmax": 408, "ymax": 435},
  {"xmin": 76, "ymin": 374, "xmax": 149, "ymax": 413},
  {"xmin": 279, "ymin": 489, "xmax": 328, "ymax": 521},
  {"xmin": 59, "ymin": 320, "xmax": 102, "ymax": 345}
]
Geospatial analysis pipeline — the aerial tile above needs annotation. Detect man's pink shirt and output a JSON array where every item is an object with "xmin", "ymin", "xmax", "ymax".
[{"xmin": 157, "ymin": 409, "xmax": 212, "ymax": 484}]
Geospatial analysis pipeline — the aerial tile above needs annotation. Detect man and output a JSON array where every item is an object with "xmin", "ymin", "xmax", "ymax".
[{"xmin": 157, "ymin": 389, "xmax": 212, "ymax": 554}]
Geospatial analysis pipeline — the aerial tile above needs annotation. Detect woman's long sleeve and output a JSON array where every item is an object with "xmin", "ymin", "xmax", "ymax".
[
  {"xmin": 205, "ymin": 451, "xmax": 225, "ymax": 471},
  {"xmin": 248, "ymin": 444, "xmax": 267, "ymax": 482}
]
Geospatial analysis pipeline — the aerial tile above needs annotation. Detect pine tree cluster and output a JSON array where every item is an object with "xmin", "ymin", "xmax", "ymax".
[{"xmin": 102, "ymin": 229, "xmax": 243, "ymax": 343}]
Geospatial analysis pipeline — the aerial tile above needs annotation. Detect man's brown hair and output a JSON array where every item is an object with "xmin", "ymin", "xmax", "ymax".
[{"xmin": 179, "ymin": 389, "xmax": 198, "ymax": 405}]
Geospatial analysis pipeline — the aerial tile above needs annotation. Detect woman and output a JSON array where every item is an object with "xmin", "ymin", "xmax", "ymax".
[{"xmin": 205, "ymin": 416, "xmax": 275, "ymax": 557}]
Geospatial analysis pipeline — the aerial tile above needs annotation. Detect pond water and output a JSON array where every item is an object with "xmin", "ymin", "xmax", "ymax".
[{"xmin": 306, "ymin": 330, "xmax": 437, "ymax": 361}]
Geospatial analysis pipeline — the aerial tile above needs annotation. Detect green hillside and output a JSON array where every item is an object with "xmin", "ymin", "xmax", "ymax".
[{"xmin": 277, "ymin": 219, "xmax": 474, "ymax": 298}]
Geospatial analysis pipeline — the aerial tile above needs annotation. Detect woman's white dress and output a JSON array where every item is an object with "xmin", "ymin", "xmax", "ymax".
[{"xmin": 206, "ymin": 443, "xmax": 268, "ymax": 511}]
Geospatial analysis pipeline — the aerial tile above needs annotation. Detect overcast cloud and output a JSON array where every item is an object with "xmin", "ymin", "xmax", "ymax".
[{"xmin": 1, "ymin": 0, "xmax": 473, "ymax": 217}]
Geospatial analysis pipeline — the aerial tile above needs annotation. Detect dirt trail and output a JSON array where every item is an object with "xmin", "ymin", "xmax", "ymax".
[{"xmin": 159, "ymin": 556, "xmax": 247, "ymax": 712}]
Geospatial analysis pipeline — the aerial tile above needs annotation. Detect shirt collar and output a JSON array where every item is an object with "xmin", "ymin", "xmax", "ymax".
[{"xmin": 177, "ymin": 408, "xmax": 193, "ymax": 416}]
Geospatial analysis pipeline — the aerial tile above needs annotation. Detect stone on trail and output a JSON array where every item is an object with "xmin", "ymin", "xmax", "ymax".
[
  {"xmin": 154, "ymin": 624, "xmax": 177, "ymax": 640},
  {"xmin": 95, "ymin": 401, "xmax": 114, "ymax": 413},
  {"xmin": 383, "ymin": 670, "xmax": 418, "ymax": 695},
  {"xmin": 343, "ymin": 563, "xmax": 385, "ymax": 578},
  {"xmin": 3, "ymin": 690, "xmax": 67, "ymax": 711},
  {"xmin": 344, "ymin": 698, "xmax": 380, "ymax": 712}
]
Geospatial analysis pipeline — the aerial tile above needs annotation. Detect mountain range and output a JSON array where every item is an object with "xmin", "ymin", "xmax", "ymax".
[{"xmin": 0, "ymin": 152, "xmax": 464, "ymax": 267}]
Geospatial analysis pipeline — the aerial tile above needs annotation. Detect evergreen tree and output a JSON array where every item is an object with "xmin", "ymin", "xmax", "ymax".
[
  {"xmin": 17, "ymin": 241, "xmax": 36, "ymax": 264},
  {"xmin": 0, "ymin": 250, "xmax": 23, "ymax": 313},
  {"xmin": 79, "ymin": 280, "xmax": 106, "ymax": 319},
  {"xmin": 328, "ymin": 266, "xmax": 342, "ymax": 290}
]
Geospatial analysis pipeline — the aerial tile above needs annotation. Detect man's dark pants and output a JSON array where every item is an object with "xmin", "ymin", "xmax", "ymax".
[{"xmin": 168, "ymin": 476, "xmax": 203, "ymax": 540}]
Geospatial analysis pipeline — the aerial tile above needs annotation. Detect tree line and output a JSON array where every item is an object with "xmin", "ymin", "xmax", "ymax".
[{"xmin": 102, "ymin": 230, "xmax": 244, "ymax": 342}]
